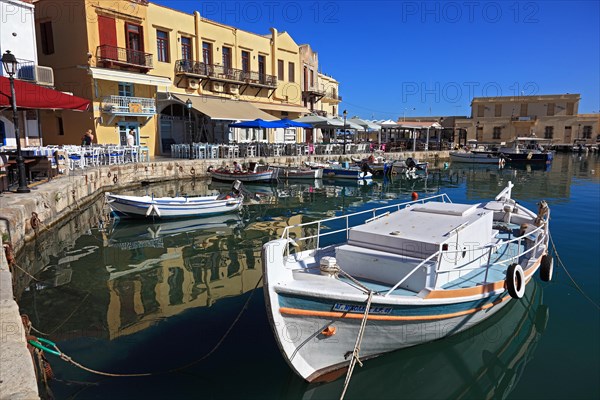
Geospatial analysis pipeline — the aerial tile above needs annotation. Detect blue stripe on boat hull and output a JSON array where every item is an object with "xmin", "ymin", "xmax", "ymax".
[{"xmin": 278, "ymin": 292, "xmax": 506, "ymax": 317}]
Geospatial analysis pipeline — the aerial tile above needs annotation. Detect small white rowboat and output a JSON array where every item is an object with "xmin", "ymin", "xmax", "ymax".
[{"xmin": 106, "ymin": 182, "xmax": 244, "ymax": 219}]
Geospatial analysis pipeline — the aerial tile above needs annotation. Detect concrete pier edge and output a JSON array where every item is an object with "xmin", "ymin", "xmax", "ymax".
[
  {"xmin": 1, "ymin": 236, "xmax": 39, "ymax": 399},
  {"xmin": 0, "ymin": 150, "xmax": 447, "ymax": 398}
]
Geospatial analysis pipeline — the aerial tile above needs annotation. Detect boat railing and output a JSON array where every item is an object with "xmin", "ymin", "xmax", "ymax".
[
  {"xmin": 281, "ymin": 193, "xmax": 453, "ymax": 256},
  {"xmin": 432, "ymin": 217, "xmax": 549, "ymax": 287},
  {"xmin": 351, "ymin": 218, "xmax": 549, "ymax": 296},
  {"xmin": 383, "ymin": 250, "xmax": 442, "ymax": 297}
]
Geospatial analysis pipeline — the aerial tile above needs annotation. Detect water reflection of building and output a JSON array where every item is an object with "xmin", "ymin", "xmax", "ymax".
[{"xmin": 104, "ymin": 217, "xmax": 262, "ymax": 339}]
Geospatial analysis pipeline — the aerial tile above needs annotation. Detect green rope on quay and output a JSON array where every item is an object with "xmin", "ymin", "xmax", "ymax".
[
  {"xmin": 28, "ymin": 337, "xmax": 61, "ymax": 357},
  {"xmin": 26, "ymin": 275, "xmax": 263, "ymax": 378}
]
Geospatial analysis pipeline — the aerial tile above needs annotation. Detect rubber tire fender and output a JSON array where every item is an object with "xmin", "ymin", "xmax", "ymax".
[
  {"xmin": 539, "ymin": 254, "xmax": 554, "ymax": 282},
  {"xmin": 506, "ymin": 263, "xmax": 525, "ymax": 299}
]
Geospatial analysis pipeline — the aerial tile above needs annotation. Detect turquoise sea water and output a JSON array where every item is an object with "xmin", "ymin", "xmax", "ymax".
[{"xmin": 16, "ymin": 153, "xmax": 599, "ymax": 399}]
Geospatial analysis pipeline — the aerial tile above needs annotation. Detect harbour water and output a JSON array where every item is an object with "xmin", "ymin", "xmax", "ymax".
[{"xmin": 16, "ymin": 153, "xmax": 599, "ymax": 399}]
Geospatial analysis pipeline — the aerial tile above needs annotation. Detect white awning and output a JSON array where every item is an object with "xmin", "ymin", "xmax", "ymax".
[
  {"xmin": 90, "ymin": 67, "xmax": 172, "ymax": 87},
  {"xmin": 173, "ymin": 94, "xmax": 276, "ymax": 121}
]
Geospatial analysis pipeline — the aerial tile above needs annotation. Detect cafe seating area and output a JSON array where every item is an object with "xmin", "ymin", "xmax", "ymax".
[
  {"xmin": 0, "ymin": 144, "xmax": 151, "ymax": 193},
  {"xmin": 169, "ymin": 142, "xmax": 373, "ymax": 159}
]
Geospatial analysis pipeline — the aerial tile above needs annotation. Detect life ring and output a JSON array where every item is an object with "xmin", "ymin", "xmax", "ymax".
[
  {"xmin": 506, "ymin": 263, "xmax": 525, "ymax": 299},
  {"xmin": 539, "ymin": 254, "xmax": 554, "ymax": 282}
]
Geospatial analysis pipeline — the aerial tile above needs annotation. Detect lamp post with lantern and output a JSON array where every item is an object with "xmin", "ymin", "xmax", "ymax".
[
  {"xmin": 2, "ymin": 50, "xmax": 30, "ymax": 193},
  {"xmin": 342, "ymin": 109, "xmax": 347, "ymax": 155},
  {"xmin": 186, "ymin": 98, "xmax": 193, "ymax": 159}
]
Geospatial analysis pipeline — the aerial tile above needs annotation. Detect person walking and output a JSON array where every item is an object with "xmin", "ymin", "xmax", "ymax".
[
  {"xmin": 81, "ymin": 129, "xmax": 93, "ymax": 146},
  {"xmin": 127, "ymin": 130, "xmax": 136, "ymax": 146}
]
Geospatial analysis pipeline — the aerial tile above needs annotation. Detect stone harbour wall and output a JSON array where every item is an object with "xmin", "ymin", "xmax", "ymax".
[{"xmin": 0, "ymin": 152, "xmax": 448, "ymax": 255}]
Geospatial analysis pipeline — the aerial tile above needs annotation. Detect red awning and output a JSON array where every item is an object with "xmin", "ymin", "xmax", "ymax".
[{"xmin": 0, "ymin": 76, "xmax": 90, "ymax": 111}]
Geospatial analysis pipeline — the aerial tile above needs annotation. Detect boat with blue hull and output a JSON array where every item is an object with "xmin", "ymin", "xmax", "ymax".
[
  {"xmin": 322, "ymin": 166, "xmax": 372, "ymax": 180},
  {"xmin": 482, "ymin": 137, "xmax": 554, "ymax": 164},
  {"xmin": 262, "ymin": 181, "xmax": 553, "ymax": 382}
]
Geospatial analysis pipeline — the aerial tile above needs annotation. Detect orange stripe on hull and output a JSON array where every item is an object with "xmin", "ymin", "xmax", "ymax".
[
  {"xmin": 279, "ymin": 294, "xmax": 512, "ymax": 321},
  {"xmin": 424, "ymin": 258, "xmax": 541, "ymax": 299}
]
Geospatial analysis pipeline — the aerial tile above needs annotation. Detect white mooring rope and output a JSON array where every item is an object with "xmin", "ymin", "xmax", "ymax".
[{"xmin": 340, "ymin": 290, "xmax": 374, "ymax": 400}]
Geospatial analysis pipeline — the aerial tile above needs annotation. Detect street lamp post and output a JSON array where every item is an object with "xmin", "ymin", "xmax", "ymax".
[
  {"xmin": 476, "ymin": 121, "xmax": 480, "ymax": 142},
  {"xmin": 186, "ymin": 99, "xmax": 193, "ymax": 159},
  {"xmin": 2, "ymin": 50, "xmax": 30, "ymax": 193},
  {"xmin": 342, "ymin": 109, "xmax": 347, "ymax": 155}
]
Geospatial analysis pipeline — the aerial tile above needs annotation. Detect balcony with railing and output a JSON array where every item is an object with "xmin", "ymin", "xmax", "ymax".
[
  {"xmin": 322, "ymin": 90, "xmax": 342, "ymax": 103},
  {"xmin": 15, "ymin": 58, "xmax": 36, "ymax": 81},
  {"xmin": 101, "ymin": 95, "xmax": 156, "ymax": 116},
  {"xmin": 312, "ymin": 109, "xmax": 328, "ymax": 117},
  {"xmin": 302, "ymin": 87, "xmax": 326, "ymax": 101},
  {"xmin": 96, "ymin": 45, "xmax": 153, "ymax": 71},
  {"xmin": 511, "ymin": 115, "xmax": 538, "ymax": 124},
  {"xmin": 175, "ymin": 59, "xmax": 277, "ymax": 88}
]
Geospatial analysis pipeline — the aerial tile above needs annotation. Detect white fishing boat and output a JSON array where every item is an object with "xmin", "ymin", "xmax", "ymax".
[
  {"xmin": 450, "ymin": 151, "xmax": 505, "ymax": 164},
  {"xmin": 209, "ymin": 162, "xmax": 279, "ymax": 183},
  {"xmin": 262, "ymin": 181, "xmax": 552, "ymax": 382},
  {"xmin": 106, "ymin": 182, "xmax": 244, "ymax": 219},
  {"xmin": 277, "ymin": 165, "xmax": 323, "ymax": 179}
]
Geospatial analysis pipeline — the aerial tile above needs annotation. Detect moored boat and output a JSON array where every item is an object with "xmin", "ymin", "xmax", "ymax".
[
  {"xmin": 450, "ymin": 150, "xmax": 505, "ymax": 164},
  {"xmin": 487, "ymin": 137, "xmax": 554, "ymax": 163},
  {"xmin": 277, "ymin": 165, "xmax": 323, "ymax": 179},
  {"xmin": 322, "ymin": 165, "xmax": 372, "ymax": 180},
  {"xmin": 209, "ymin": 162, "xmax": 279, "ymax": 183},
  {"xmin": 262, "ymin": 181, "xmax": 552, "ymax": 382},
  {"xmin": 391, "ymin": 157, "xmax": 428, "ymax": 174},
  {"xmin": 106, "ymin": 181, "xmax": 244, "ymax": 219}
]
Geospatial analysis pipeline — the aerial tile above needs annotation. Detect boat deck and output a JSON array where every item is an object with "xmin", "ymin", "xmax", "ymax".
[
  {"xmin": 339, "ymin": 277, "xmax": 419, "ymax": 296},
  {"xmin": 441, "ymin": 230, "xmax": 527, "ymax": 289}
]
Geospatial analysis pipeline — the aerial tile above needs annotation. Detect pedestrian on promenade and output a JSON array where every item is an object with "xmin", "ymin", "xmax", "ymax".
[
  {"xmin": 127, "ymin": 130, "xmax": 136, "ymax": 146},
  {"xmin": 81, "ymin": 129, "xmax": 93, "ymax": 146}
]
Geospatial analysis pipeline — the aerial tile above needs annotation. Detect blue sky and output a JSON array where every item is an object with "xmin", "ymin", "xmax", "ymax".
[{"xmin": 154, "ymin": 1, "xmax": 600, "ymax": 120}]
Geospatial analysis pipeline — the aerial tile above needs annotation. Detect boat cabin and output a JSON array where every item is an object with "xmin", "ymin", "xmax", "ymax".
[{"xmin": 334, "ymin": 202, "xmax": 494, "ymax": 292}]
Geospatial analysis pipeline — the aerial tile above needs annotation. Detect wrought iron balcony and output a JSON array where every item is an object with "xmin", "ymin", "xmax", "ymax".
[
  {"xmin": 511, "ymin": 115, "xmax": 537, "ymax": 122},
  {"xmin": 96, "ymin": 45, "xmax": 153, "ymax": 70},
  {"xmin": 322, "ymin": 90, "xmax": 342, "ymax": 103},
  {"xmin": 302, "ymin": 88, "xmax": 326, "ymax": 101},
  {"xmin": 101, "ymin": 95, "xmax": 156, "ymax": 115},
  {"xmin": 175, "ymin": 59, "xmax": 277, "ymax": 88}
]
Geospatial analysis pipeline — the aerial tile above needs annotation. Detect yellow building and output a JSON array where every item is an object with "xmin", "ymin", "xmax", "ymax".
[
  {"xmin": 298, "ymin": 44, "xmax": 340, "ymax": 118},
  {"xmin": 317, "ymin": 72, "xmax": 341, "ymax": 118},
  {"xmin": 34, "ymin": 0, "xmax": 343, "ymax": 155},
  {"xmin": 456, "ymin": 94, "xmax": 599, "ymax": 145}
]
